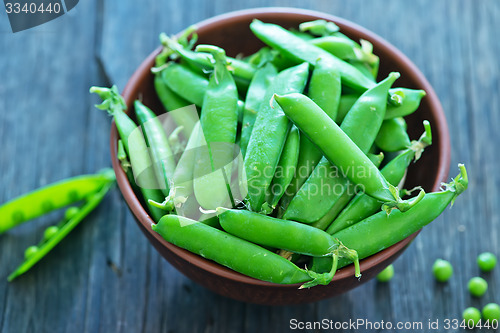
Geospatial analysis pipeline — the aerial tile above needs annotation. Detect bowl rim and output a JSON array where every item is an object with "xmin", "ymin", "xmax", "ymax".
[{"xmin": 111, "ymin": 7, "xmax": 451, "ymax": 288}]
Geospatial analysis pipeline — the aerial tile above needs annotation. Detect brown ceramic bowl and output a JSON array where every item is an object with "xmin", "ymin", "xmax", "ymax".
[{"xmin": 110, "ymin": 7, "xmax": 450, "ymax": 305}]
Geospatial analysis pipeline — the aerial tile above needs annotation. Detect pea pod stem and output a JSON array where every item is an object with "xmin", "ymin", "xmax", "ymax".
[{"xmin": 8, "ymin": 177, "xmax": 115, "ymax": 281}]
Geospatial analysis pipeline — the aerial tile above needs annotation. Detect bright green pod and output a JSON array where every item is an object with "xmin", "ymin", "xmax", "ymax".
[
  {"xmin": 134, "ymin": 100, "xmax": 176, "ymax": 196},
  {"xmin": 267, "ymin": 126, "xmax": 300, "ymax": 209},
  {"xmin": 335, "ymin": 164, "xmax": 467, "ymax": 269},
  {"xmin": 375, "ymin": 117, "xmax": 411, "ymax": 152},
  {"xmin": 162, "ymin": 62, "xmax": 209, "ymax": 107},
  {"xmin": 218, "ymin": 208, "xmax": 338, "ymax": 257},
  {"xmin": 274, "ymin": 92, "xmax": 399, "ymax": 203},
  {"xmin": 280, "ymin": 58, "xmax": 341, "ymax": 210},
  {"xmin": 385, "ymin": 88, "xmax": 426, "ymax": 119},
  {"xmin": 0, "ymin": 169, "xmax": 115, "ymax": 234},
  {"xmin": 244, "ymin": 62, "xmax": 309, "ymax": 212},
  {"xmin": 240, "ymin": 63, "xmax": 277, "ymax": 157},
  {"xmin": 327, "ymin": 122, "xmax": 431, "ymax": 234},
  {"xmin": 152, "ymin": 215, "xmax": 338, "ymax": 288},
  {"xmin": 250, "ymin": 20, "xmax": 375, "ymax": 92},
  {"xmin": 193, "ymin": 45, "xmax": 239, "ymax": 210},
  {"xmin": 8, "ymin": 179, "xmax": 115, "ymax": 281},
  {"xmin": 91, "ymin": 86, "xmax": 166, "ymax": 222},
  {"xmin": 154, "ymin": 72, "xmax": 197, "ymax": 138}
]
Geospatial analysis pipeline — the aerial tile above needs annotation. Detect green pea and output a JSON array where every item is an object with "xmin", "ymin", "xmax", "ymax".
[
  {"xmin": 482, "ymin": 303, "xmax": 500, "ymax": 324},
  {"xmin": 65, "ymin": 207, "xmax": 80, "ymax": 220},
  {"xmin": 462, "ymin": 307, "xmax": 481, "ymax": 327},
  {"xmin": 24, "ymin": 246, "xmax": 39, "ymax": 259},
  {"xmin": 477, "ymin": 252, "xmax": 497, "ymax": 272},
  {"xmin": 376, "ymin": 264, "xmax": 394, "ymax": 282},
  {"xmin": 468, "ymin": 277, "xmax": 488, "ymax": 297},
  {"xmin": 43, "ymin": 226, "xmax": 59, "ymax": 240},
  {"xmin": 432, "ymin": 259, "xmax": 453, "ymax": 282}
]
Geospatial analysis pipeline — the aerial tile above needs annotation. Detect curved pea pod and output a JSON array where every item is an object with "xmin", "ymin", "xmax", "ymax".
[
  {"xmin": 266, "ymin": 125, "xmax": 300, "ymax": 210},
  {"xmin": 193, "ymin": 45, "xmax": 239, "ymax": 210},
  {"xmin": 328, "ymin": 121, "xmax": 432, "ymax": 234},
  {"xmin": 0, "ymin": 169, "xmax": 115, "ymax": 234},
  {"xmin": 90, "ymin": 86, "xmax": 166, "ymax": 222},
  {"xmin": 152, "ymin": 215, "xmax": 338, "ymax": 288},
  {"xmin": 375, "ymin": 117, "xmax": 411, "ymax": 152},
  {"xmin": 134, "ymin": 100, "xmax": 176, "ymax": 196},
  {"xmin": 250, "ymin": 20, "xmax": 375, "ymax": 92},
  {"xmin": 8, "ymin": 178, "xmax": 115, "ymax": 281},
  {"xmin": 244, "ymin": 62, "xmax": 309, "ymax": 212},
  {"xmin": 385, "ymin": 88, "xmax": 426, "ymax": 119},
  {"xmin": 161, "ymin": 62, "xmax": 209, "ymax": 107},
  {"xmin": 335, "ymin": 164, "xmax": 468, "ymax": 269},
  {"xmin": 273, "ymin": 92, "xmax": 405, "ymax": 205},
  {"xmin": 240, "ymin": 63, "xmax": 277, "ymax": 157}
]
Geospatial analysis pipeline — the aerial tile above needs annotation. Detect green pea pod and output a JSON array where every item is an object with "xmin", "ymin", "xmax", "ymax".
[
  {"xmin": 385, "ymin": 88, "xmax": 426, "ymax": 119},
  {"xmin": 282, "ymin": 73, "xmax": 401, "ymax": 222},
  {"xmin": 375, "ymin": 117, "xmax": 411, "ymax": 152},
  {"xmin": 0, "ymin": 169, "xmax": 115, "ymax": 234},
  {"xmin": 134, "ymin": 100, "xmax": 176, "ymax": 196},
  {"xmin": 335, "ymin": 164, "xmax": 468, "ymax": 269},
  {"xmin": 152, "ymin": 215, "xmax": 339, "ymax": 288},
  {"xmin": 298, "ymin": 19, "xmax": 340, "ymax": 36},
  {"xmin": 240, "ymin": 62, "xmax": 277, "ymax": 157},
  {"xmin": 154, "ymin": 71, "xmax": 197, "ymax": 138},
  {"xmin": 8, "ymin": 177, "xmax": 115, "ymax": 281},
  {"xmin": 279, "ymin": 59, "xmax": 341, "ymax": 210},
  {"xmin": 310, "ymin": 152, "xmax": 385, "ymax": 230},
  {"xmin": 150, "ymin": 122, "xmax": 201, "ymax": 215},
  {"xmin": 328, "ymin": 121, "xmax": 432, "ymax": 234},
  {"xmin": 193, "ymin": 45, "xmax": 239, "ymax": 210},
  {"xmin": 160, "ymin": 33, "xmax": 256, "ymax": 88},
  {"xmin": 244, "ymin": 62, "xmax": 309, "ymax": 212},
  {"xmin": 162, "ymin": 62, "xmax": 209, "ymax": 107},
  {"xmin": 217, "ymin": 208, "xmax": 360, "ymax": 279},
  {"xmin": 336, "ymin": 88, "xmax": 426, "ymax": 124},
  {"xmin": 336, "ymin": 94, "xmax": 360, "ymax": 124},
  {"xmin": 309, "ymin": 36, "xmax": 358, "ymax": 60},
  {"xmin": 90, "ymin": 86, "xmax": 166, "ymax": 222},
  {"xmin": 273, "ymin": 92, "xmax": 403, "ymax": 204},
  {"xmin": 250, "ymin": 19, "xmax": 375, "ymax": 92},
  {"xmin": 284, "ymin": 153, "xmax": 383, "ymax": 224},
  {"xmin": 341, "ymin": 72, "xmax": 400, "ymax": 152},
  {"xmin": 267, "ymin": 125, "xmax": 300, "ymax": 209}
]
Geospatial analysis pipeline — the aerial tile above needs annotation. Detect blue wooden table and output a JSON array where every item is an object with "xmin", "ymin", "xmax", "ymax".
[{"xmin": 1, "ymin": 1, "xmax": 499, "ymax": 332}]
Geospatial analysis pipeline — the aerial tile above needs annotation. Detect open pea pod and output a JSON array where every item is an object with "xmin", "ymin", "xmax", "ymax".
[
  {"xmin": 6, "ymin": 171, "xmax": 116, "ymax": 281},
  {"xmin": 0, "ymin": 168, "xmax": 115, "ymax": 234}
]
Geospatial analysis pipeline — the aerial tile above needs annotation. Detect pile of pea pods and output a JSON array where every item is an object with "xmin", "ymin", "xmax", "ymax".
[{"xmin": 92, "ymin": 20, "xmax": 468, "ymax": 288}]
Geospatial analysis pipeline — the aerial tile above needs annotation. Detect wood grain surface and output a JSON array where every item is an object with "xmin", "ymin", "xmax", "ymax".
[{"xmin": 0, "ymin": 1, "xmax": 498, "ymax": 332}]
